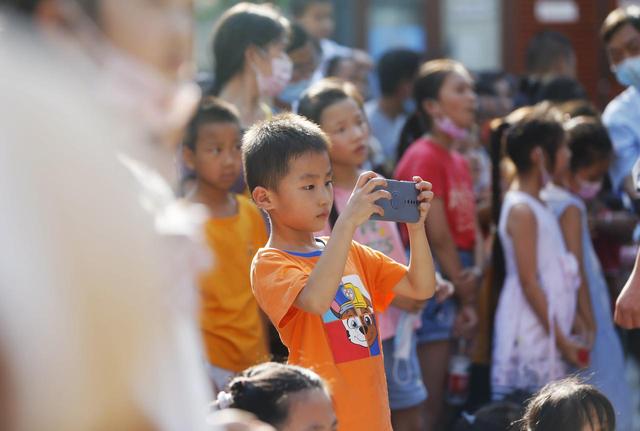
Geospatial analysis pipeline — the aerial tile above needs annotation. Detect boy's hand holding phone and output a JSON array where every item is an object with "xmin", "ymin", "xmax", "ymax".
[
  {"xmin": 408, "ymin": 175, "xmax": 434, "ymax": 227},
  {"xmin": 342, "ymin": 172, "xmax": 433, "ymax": 229},
  {"xmin": 340, "ymin": 171, "xmax": 391, "ymax": 229}
]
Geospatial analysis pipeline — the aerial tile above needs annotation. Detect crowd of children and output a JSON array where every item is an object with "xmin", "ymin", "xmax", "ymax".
[
  {"xmin": 189, "ymin": 1, "xmax": 640, "ymax": 430},
  {"xmin": 3, "ymin": 0, "xmax": 640, "ymax": 430},
  {"xmin": 186, "ymin": 1, "xmax": 640, "ymax": 430}
]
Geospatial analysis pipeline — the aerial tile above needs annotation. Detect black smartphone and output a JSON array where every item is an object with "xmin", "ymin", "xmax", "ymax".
[{"xmin": 370, "ymin": 179, "xmax": 420, "ymax": 223}]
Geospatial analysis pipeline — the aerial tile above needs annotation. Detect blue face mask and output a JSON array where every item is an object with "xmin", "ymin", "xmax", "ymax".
[
  {"xmin": 614, "ymin": 56, "xmax": 640, "ymax": 89},
  {"xmin": 278, "ymin": 78, "xmax": 311, "ymax": 104}
]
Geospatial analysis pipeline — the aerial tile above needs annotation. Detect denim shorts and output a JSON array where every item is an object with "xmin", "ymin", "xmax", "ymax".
[
  {"xmin": 415, "ymin": 250, "xmax": 474, "ymax": 344},
  {"xmin": 382, "ymin": 336, "xmax": 428, "ymax": 410}
]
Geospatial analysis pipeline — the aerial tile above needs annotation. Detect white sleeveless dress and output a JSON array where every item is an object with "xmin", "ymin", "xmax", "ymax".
[{"xmin": 492, "ymin": 190, "xmax": 580, "ymax": 398}]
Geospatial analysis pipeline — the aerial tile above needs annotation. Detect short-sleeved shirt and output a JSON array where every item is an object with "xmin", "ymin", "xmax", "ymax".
[
  {"xmin": 251, "ymin": 240, "xmax": 407, "ymax": 431},
  {"xmin": 395, "ymin": 137, "xmax": 477, "ymax": 251},
  {"xmin": 199, "ymin": 195, "xmax": 269, "ymax": 372},
  {"xmin": 316, "ymin": 184, "xmax": 410, "ymax": 340}
]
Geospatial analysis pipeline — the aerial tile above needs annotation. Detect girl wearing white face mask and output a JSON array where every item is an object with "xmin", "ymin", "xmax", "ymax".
[
  {"xmin": 211, "ymin": 3, "xmax": 292, "ymax": 129},
  {"xmin": 541, "ymin": 116, "xmax": 633, "ymax": 430}
]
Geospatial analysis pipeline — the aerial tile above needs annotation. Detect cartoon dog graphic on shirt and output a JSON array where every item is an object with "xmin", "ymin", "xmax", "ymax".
[{"xmin": 330, "ymin": 282, "xmax": 378, "ymax": 348}]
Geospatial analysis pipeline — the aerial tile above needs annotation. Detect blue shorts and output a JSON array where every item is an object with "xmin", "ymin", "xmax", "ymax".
[
  {"xmin": 416, "ymin": 250, "xmax": 474, "ymax": 344},
  {"xmin": 415, "ymin": 297, "xmax": 458, "ymax": 343},
  {"xmin": 382, "ymin": 336, "xmax": 427, "ymax": 410}
]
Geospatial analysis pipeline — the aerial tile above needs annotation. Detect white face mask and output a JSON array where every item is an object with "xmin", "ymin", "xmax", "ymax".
[{"xmin": 254, "ymin": 50, "xmax": 293, "ymax": 98}]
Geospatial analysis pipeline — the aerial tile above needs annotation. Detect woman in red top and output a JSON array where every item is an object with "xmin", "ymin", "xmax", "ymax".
[{"xmin": 394, "ymin": 59, "xmax": 483, "ymax": 430}]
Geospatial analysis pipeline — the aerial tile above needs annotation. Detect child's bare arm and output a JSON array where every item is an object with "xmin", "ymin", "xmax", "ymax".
[
  {"xmin": 508, "ymin": 204, "xmax": 550, "ymax": 331},
  {"xmin": 559, "ymin": 205, "xmax": 595, "ymax": 341},
  {"xmin": 425, "ymin": 198, "xmax": 477, "ymax": 303},
  {"xmin": 294, "ymin": 172, "xmax": 391, "ymax": 315},
  {"xmin": 393, "ymin": 176, "xmax": 437, "ymax": 301}
]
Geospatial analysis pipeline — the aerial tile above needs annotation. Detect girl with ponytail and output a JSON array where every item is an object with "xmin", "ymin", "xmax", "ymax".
[
  {"xmin": 394, "ymin": 59, "xmax": 482, "ymax": 429},
  {"xmin": 491, "ymin": 104, "xmax": 585, "ymax": 400}
]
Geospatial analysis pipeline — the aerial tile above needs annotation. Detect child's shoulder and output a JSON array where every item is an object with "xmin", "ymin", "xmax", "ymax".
[
  {"xmin": 253, "ymin": 246, "xmax": 287, "ymax": 262},
  {"xmin": 252, "ymin": 246, "xmax": 311, "ymax": 268},
  {"xmin": 251, "ymin": 246, "xmax": 318, "ymax": 288},
  {"xmin": 398, "ymin": 138, "xmax": 445, "ymax": 170}
]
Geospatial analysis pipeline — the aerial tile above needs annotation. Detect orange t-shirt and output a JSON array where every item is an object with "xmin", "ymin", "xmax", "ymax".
[
  {"xmin": 251, "ymin": 240, "xmax": 407, "ymax": 431},
  {"xmin": 199, "ymin": 195, "xmax": 269, "ymax": 372}
]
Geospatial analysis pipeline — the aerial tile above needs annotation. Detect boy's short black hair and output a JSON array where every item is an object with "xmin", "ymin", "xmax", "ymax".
[
  {"xmin": 183, "ymin": 97, "xmax": 240, "ymax": 151},
  {"xmin": 377, "ymin": 49, "xmax": 421, "ymax": 96},
  {"xmin": 242, "ymin": 113, "xmax": 330, "ymax": 192},
  {"xmin": 601, "ymin": 5, "xmax": 640, "ymax": 44},
  {"xmin": 290, "ymin": 0, "xmax": 332, "ymax": 18}
]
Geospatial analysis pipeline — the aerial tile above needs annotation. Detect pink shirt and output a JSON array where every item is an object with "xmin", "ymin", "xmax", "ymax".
[{"xmin": 317, "ymin": 185, "xmax": 411, "ymax": 340}]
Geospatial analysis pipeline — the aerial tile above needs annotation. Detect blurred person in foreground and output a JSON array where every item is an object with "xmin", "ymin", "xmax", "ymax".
[{"xmin": 0, "ymin": 1, "xmax": 213, "ymax": 430}]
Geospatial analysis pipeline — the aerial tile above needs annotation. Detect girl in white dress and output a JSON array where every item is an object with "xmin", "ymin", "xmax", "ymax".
[{"xmin": 491, "ymin": 107, "xmax": 584, "ymax": 400}]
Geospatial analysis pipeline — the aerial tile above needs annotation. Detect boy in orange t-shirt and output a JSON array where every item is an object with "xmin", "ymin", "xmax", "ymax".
[
  {"xmin": 183, "ymin": 98, "xmax": 269, "ymax": 391},
  {"xmin": 243, "ymin": 113, "xmax": 437, "ymax": 431}
]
